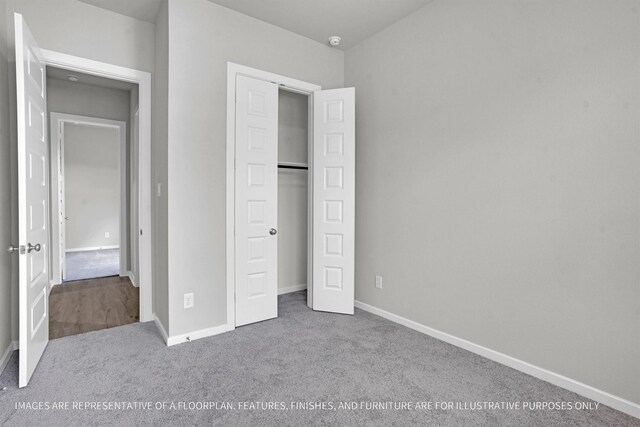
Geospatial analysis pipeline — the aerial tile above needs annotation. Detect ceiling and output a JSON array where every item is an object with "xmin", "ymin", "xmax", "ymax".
[
  {"xmin": 78, "ymin": 0, "xmax": 163, "ymax": 23},
  {"xmin": 207, "ymin": 0, "xmax": 432, "ymax": 50},
  {"xmin": 47, "ymin": 66, "xmax": 136, "ymax": 91},
  {"xmin": 77, "ymin": 0, "xmax": 432, "ymax": 51}
]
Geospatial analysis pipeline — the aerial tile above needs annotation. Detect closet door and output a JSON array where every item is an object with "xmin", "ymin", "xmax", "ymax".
[
  {"xmin": 312, "ymin": 88, "xmax": 355, "ymax": 314},
  {"xmin": 235, "ymin": 76, "xmax": 279, "ymax": 326}
]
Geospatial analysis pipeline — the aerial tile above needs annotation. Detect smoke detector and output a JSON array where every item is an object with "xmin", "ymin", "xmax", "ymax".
[
  {"xmin": 67, "ymin": 75, "xmax": 79, "ymax": 82},
  {"xmin": 328, "ymin": 36, "xmax": 341, "ymax": 47}
]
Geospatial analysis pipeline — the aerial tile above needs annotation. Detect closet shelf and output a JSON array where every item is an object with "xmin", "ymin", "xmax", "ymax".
[{"xmin": 278, "ymin": 161, "xmax": 308, "ymax": 170}]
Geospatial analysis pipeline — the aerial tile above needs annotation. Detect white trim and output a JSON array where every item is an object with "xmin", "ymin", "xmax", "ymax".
[
  {"xmin": 354, "ymin": 300, "xmax": 640, "ymax": 419},
  {"xmin": 226, "ymin": 62, "xmax": 321, "ymax": 328},
  {"xmin": 166, "ymin": 324, "xmax": 233, "ymax": 347},
  {"xmin": 41, "ymin": 49, "xmax": 153, "ymax": 322},
  {"xmin": 154, "ymin": 315, "xmax": 169, "ymax": 344},
  {"xmin": 0, "ymin": 341, "xmax": 18, "ymax": 375},
  {"xmin": 130, "ymin": 107, "xmax": 140, "ymax": 290},
  {"xmin": 65, "ymin": 245, "xmax": 120, "ymax": 252},
  {"xmin": 127, "ymin": 271, "xmax": 138, "ymax": 287},
  {"xmin": 278, "ymin": 284, "xmax": 307, "ymax": 295}
]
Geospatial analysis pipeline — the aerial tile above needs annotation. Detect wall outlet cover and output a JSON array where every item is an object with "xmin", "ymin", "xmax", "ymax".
[
  {"xmin": 375, "ymin": 275, "xmax": 383, "ymax": 289},
  {"xmin": 184, "ymin": 293, "xmax": 194, "ymax": 309}
]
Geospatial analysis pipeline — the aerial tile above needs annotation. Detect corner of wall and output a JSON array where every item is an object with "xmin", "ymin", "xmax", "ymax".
[{"xmin": 152, "ymin": 0, "xmax": 169, "ymax": 333}]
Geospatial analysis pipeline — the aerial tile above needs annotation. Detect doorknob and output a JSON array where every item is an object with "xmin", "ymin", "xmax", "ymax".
[
  {"xmin": 26, "ymin": 243, "xmax": 41, "ymax": 253},
  {"xmin": 269, "ymin": 228, "xmax": 277, "ymax": 236}
]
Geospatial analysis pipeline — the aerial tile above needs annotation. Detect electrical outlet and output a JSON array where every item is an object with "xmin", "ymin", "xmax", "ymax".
[
  {"xmin": 375, "ymin": 275, "xmax": 383, "ymax": 289},
  {"xmin": 157, "ymin": 182, "xmax": 162, "ymax": 197},
  {"xmin": 104, "ymin": 232, "xmax": 110, "ymax": 238},
  {"xmin": 184, "ymin": 293, "xmax": 194, "ymax": 309}
]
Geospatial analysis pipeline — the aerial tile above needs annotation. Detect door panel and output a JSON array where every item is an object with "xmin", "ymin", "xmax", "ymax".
[
  {"xmin": 235, "ymin": 76, "xmax": 278, "ymax": 326},
  {"xmin": 312, "ymin": 88, "xmax": 355, "ymax": 314},
  {"xmin": 15, "ymin": 13, "xmax": 50, "ymax": 387}
]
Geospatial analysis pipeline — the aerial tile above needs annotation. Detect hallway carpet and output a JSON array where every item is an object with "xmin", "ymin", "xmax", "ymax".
[
  {"xmin": 65, "ymin": 248, "xmax": 120, "ymax": 282},
  {"xmin": 0, "ymin": 292, "xmax": 637, "ymax": 426}
]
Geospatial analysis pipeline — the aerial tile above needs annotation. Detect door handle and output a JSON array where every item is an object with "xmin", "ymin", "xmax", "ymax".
[
  {"xmin": 269, "ymin": 228, "xmax": 277, "ymax": 236},
  {"xmin": 26, "ymin": 243, "xmax": 41, "ymax": 253}
]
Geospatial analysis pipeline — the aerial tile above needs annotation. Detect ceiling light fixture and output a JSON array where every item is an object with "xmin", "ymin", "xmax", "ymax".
[
  {"xmin": 67, "ymin": 75, "xmax": 79, "ymax": 82},
  {"xmin": 328, "ymin": 36, "xmax": 341, "ymax": 47}
]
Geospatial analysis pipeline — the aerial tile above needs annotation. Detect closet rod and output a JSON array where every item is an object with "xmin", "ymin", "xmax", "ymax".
[
  {"xmin": 278, "ymin": 161, "xmax": 308, "ymax": 170},
  {"xmin": 278, "ymin": 164, "xmax": 308, "ymax": 170}
]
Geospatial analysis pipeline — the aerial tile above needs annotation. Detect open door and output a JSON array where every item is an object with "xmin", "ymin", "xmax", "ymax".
[
  {"xmin": 312, "ymin": 88, "xmax": 355, "ymax": 314},
  {"xmin": 15, "ymin": 13, "xmax": 50, "ymax": 387},
  {"xmin": 235, "ymin": 75, "xmax": 279, "ymax": 326}
]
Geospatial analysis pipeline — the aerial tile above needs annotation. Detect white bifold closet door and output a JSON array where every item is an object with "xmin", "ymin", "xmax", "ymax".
[
  {"xmin": 235, "ymin": 75, "xmax": 279, "ymax": 326},
  {"xmin": 312, "ymin": 88, "xmax": 355, "ymax": 315},
  {"xmin": 14, "ymin": 13, "xmax": 50, "ymax": 387}
]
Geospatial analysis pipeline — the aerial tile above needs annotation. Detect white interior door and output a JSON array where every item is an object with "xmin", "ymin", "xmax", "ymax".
[
  {"xmin": 15, "ymin": 13, "xmax": 50, "ymax": 387},
  {"xmin": 312, "ymin": 88, "xmax": 355, "ymax": 314},
  {"xmin": 235, "ymin": 75, "xmax": 279, "ymax": 326}
]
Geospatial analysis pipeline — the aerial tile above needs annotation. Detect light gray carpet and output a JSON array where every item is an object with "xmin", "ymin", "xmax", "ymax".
[
  {"xmin": 0, "ymin": 292, "xmax": 637, "ymax": 426},
  {"xmin": 65, "ymin": 249, "xmax": 120, "ymax": 282}
]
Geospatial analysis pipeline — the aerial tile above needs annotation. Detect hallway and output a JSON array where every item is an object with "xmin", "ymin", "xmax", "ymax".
[{"xmin": 49, "ymin": 276, "xmax": 139, "ymax": 339}]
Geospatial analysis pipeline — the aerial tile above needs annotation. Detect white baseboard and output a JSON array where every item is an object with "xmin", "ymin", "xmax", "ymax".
[
  {"xmin": 0, "ymin": 341, "xmax": 18, "ymax": 375},
  {"xmin": 278, "ymin": 283, "xmax": 307, "ymax": 295},
  {"xmin": 127, "ymin": 271, "xmax": 140, "ymax": 288},
  {"xmin": 123, "ymin": 271, "xmax": 138, "ymax": 287},
  {"xmin": 66, "ymin": 245, "xmax": 119, "ymax": 253},
  {"xmin": 166, "ymin": 323, "xmax": 234, "ymax": 347},
  {"xmin": 354, "ymin": 300, "xmax": 640, "ymax": 419},
  {"xmin": 153, "ymin": 315, "xmax": 169, "ymax": 344}
]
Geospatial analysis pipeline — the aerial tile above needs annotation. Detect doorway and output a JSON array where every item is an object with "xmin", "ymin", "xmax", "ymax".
[
  {"xmin": 45, "ymin": 70, "xmax": 138, "ymax": 339},
  {"xmin": 40, "ymin": 49, "xmax": 153, "ymax": 324},
  {"xmin": 50, "ymin": 115, "xmax": 127, "ymax": 283},
  {"xmin": 227, "ymin": 63, "xmax": 356, "ymax": 330}
]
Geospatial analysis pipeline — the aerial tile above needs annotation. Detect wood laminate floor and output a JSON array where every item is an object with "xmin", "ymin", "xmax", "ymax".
[{"xmin": 49, "ymin": 276, "xmax": 139, "ymax": 340}]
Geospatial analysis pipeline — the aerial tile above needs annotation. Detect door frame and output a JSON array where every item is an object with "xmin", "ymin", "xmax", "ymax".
[
  {"xmin": 130, "ymin": 106, "xmax": 140, "ymax": 286},
  {"xmin": 226, "ymin": 62, "xmax": 321, "ymax": 328},
  {"xmin": 49, "ymin": 114, "xmax": 127, "ymax": 282},
  {"xmin": 41, "ymin": 49, "xmax": 153, "ymax": 322}
]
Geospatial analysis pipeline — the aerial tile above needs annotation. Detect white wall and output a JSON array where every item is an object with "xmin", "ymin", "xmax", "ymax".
[
  {"xmin": 345, "ymin": 0, "xmax": 640, "ymax": 405},
  {"xmin": 5, "ymin": 0, "xmax": 155, "ymax": 342},
  {"xmin": 6, "ymin": 0, "xmax": 154, "ymax": 72},
  {"xmin": 277, "ymin": 90, "xmax": 308, "ymax": 290},
  {"xmin": 166, "ymin": 0, "xmax": 343, "ymax": 336},
  {"xmin": 47, "ymin": 78, "xmax": 132, "ymax": 123},
  {"xmin": 64, "ymin": 124, "xmax": 120, "ymax": 250},
  {"xmin": 0, "ymin": 0, "xmax": 13, "ymax": 367}
]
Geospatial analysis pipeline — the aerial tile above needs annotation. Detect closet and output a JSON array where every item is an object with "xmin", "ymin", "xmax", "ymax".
[
  {"xmin": 277, "ymin": 90, "xmax": 310, "ymax": 298},
  {"xmin": 231, "ymin": 65, "xmax": 355, "ymax": 328}
]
